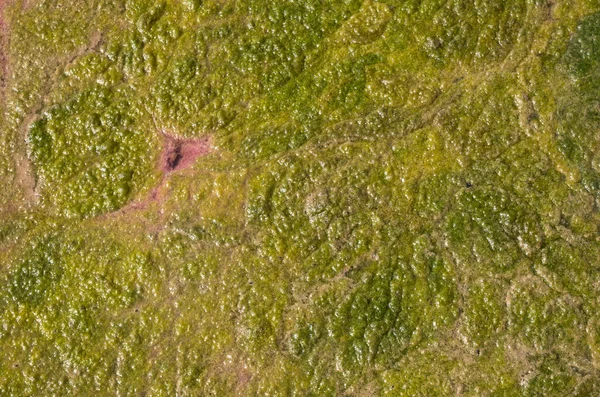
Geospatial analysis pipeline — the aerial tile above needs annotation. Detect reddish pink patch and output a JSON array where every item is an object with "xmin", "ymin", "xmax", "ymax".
[
  {"xmin": 160, "ymin": 134, "xmax": 211, "ymax": 173},
  {"xmin": 103, "ymin": 133, "xmax": 211, "ymax": 218}
]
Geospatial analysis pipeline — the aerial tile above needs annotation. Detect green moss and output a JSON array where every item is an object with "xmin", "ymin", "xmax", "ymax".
[{"xmin": 28, "ymin": 85, "xmax": 160, "ymax": 218}]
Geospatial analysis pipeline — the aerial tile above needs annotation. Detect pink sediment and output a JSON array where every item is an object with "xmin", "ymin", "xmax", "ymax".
[
  {"xmin": 106, "ymin": 133, "xmax": 211, "ymax": 217},
  {"xmin": 160, "ymin": 134, "xmax": 211, "ymax": 173}
]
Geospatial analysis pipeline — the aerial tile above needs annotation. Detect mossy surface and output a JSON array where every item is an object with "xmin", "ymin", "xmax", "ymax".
[{"xmin": 1, "ymin": 0, "xmax": 600, "ymax": 395}]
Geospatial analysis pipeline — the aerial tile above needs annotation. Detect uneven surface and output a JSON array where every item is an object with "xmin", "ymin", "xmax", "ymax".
[{"xmin": 1, "ymin": 0, "xmax": 600, "ymax": 395}]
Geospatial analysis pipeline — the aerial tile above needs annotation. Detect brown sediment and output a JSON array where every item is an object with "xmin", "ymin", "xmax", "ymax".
[
  {"xmin": 0, "ymin": 0, "xmax": 10, "ymax": 107},
  {"xmin": 13, "ymin": 151, "xmax": 37, "ymax": 204},
  {"xmin": 0, "ymin": 0, "xmax": 37, "ymax": 213},
  {"xmin": 0, "ymin": 1, "xmax": 40, "ymax": 210}
]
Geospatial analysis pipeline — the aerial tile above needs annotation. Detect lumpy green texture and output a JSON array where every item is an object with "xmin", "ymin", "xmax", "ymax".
[{"xmin": 1, "ymin": 0, "xmax": 600, "ymax": 395}]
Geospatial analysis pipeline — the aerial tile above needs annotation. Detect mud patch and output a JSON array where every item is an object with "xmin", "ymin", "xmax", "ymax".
[{"xmin": 160, "ymin": 134, "xmax": 211, "ymax": 173}]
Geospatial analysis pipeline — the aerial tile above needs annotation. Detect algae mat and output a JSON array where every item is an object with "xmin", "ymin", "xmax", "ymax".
[{"xmin": 1, "ymin": 0, "xmax": 600, "ymax": 395}]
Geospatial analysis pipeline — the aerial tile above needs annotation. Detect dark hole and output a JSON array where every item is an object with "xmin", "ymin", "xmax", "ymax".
[
  {"xmin": 466, "ymin": 181, "xmax": 473, "ymax": 188},
  {"xmin": 166, "ymin": 143, "xmax": 183, "ymax": 171},
  {"xmin": 528, "ymin": 112, "xmax": 539, "ymax": 123},
  {"xmin": 559, "ymin": 214, "xmax": 570, "ymax": 227}
]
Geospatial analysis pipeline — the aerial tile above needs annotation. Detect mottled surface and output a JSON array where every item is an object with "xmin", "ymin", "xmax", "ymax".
[{"xmin": 0, "ymin": 0, "xmax": 600, "ymax": 395}]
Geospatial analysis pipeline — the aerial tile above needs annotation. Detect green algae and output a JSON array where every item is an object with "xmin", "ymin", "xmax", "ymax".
[{"xmin": 1, "ymin": 0, "xmax": 600, "ymax": 395}]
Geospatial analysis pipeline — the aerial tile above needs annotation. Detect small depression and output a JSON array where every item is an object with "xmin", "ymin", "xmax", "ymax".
[
  {"xmin": 105, "ymin": 133, "xmax": 211, "ymax": 217},
  {"xmin": 160, "ymin": 134, "xmax": 211, "ymax": 173}
]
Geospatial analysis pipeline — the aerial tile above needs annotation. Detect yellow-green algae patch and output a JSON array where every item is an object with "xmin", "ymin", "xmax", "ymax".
[{"xmin": 1, "ymin": 0, "xmax": 600, "ymax": 395}]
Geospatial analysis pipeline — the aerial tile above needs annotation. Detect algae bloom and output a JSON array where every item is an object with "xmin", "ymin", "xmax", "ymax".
[{"xmin": 1, "ymin": 0, "xmax": 600, "ymax": 395}]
